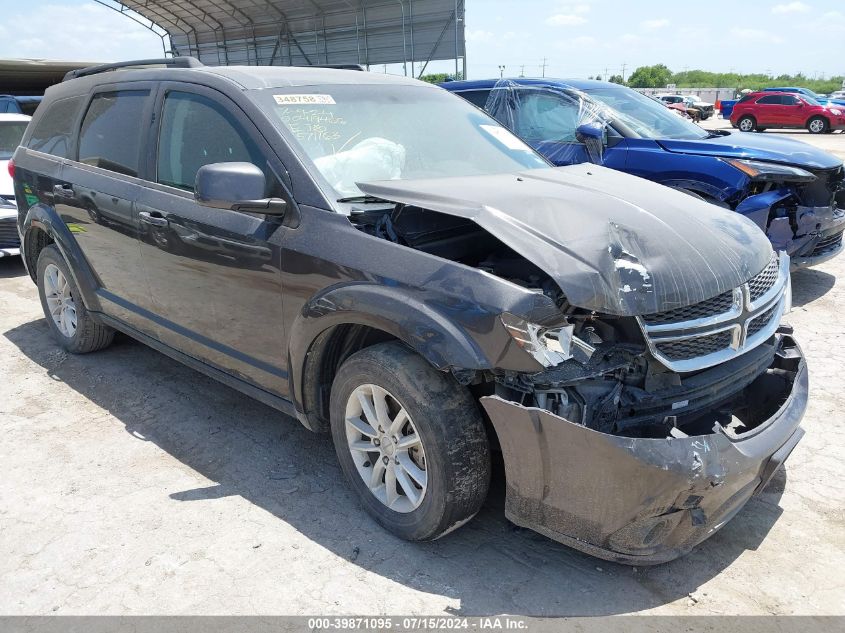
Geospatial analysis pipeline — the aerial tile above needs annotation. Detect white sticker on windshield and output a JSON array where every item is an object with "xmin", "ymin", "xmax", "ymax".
[
  {"xmin": 480, "ymin": 124, "xmax": 530, "ymax": 151},
  {"xmin": 273, "ymin": 94, "xmax": 336, "ymax": 106}
]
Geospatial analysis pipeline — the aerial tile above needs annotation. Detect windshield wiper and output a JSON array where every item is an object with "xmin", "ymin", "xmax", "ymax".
[{"xmin": 336, "ymin": 194, "xmax": 392, "ymax": 204}]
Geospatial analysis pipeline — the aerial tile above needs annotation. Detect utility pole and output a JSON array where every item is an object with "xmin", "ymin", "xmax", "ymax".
[
  {"xmin": 498, "ymin": 64, "xmax": 506, "ymax": 78},
  {"xmin": 519, "ymin": 64, "xmax": 525, "ymax": 78},
  {"xmin": 540, "ymin": 57, "xmax": 548, "ymax": 78},
  {"xmin": 621, "ymin": 62, "xmax": 627, "ymax": 82},
  {"xmin": 604, "ymin": 67, "xmax": 608, "ymax": 81}
]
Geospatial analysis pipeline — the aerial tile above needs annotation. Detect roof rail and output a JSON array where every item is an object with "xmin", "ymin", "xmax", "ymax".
[
  {"xmin": 63, "ymin": 57, "xmax": 204, "ymax": 81},
  {"xmin": 303, "ymin": 64, "xmax": 367, "ymax": 71}
]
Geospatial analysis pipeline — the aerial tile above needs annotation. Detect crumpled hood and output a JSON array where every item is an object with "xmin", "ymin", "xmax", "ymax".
[
  {"xmin": 359, "ymin": 164, "xmax": 772, "ymax": 316},
  {"xmin": 657, "ymin": 131, "xmax": 842, "ymax": 170}
]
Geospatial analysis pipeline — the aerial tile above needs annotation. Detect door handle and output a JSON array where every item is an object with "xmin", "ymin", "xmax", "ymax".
[
  {"xmin": 138, "ymin": 211, "xmax": 168, "ymax": 227},
  {"xmin": 52, "ymin": 184, "xmax": 74, "ymax": 198}
]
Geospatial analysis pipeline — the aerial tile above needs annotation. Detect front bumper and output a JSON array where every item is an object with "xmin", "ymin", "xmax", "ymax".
[{"xmin": 481, "ymin": 332, "xmax": 807, "ymax": 565}]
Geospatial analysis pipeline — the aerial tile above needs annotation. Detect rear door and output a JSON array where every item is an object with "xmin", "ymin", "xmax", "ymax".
[
  {"xmin": 753, "ymin": 94, "xmax": 782, "ymax": 125},
  {"xmin": 58, "ymin": 84, "xmax": 155, "ymax": 332},
  {"xmin": 137, "ymin": 82, "xmax": 292, "ymax": 396}
]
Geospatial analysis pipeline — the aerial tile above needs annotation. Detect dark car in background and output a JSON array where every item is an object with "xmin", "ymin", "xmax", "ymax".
[
  {"xmin": 442, "ymin": 78, "xmax": 845, "ymax": 268},
  {"xmin": 731, "ymin": 91, "xmax": 845, "ymax": 134},
  {"xmin": 12, "ymin": 58, "xmax": 806, "ymax": 564}
]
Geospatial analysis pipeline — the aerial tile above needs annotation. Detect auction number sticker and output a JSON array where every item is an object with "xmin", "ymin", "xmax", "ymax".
[{"xmin": 274, "ymin": 94, "xmax": 336, "ymax": 105}]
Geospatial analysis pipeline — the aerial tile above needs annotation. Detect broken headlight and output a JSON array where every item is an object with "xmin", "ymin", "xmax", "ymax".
[
  {"xmin": 500, "ymin": 313, "xmax": 595, "ymax": 368},
  {"xmin": 723, "ymin": 159, "xmax": 817, "ymax": 183}
]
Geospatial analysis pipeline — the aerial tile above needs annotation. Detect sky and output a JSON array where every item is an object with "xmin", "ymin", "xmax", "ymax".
[{"xmin": 0, "ymin": 0, "xmax": 842, "ymax": 80}]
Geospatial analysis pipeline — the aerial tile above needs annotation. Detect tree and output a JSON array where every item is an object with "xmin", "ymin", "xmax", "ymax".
[
  {"xmin": 608, "ymin": 74, "xmax": 625, "ymax": 85},
  {"xmin": 419, "ymin": 72, "xmax": 463, "ymax": 84},
  {"xmin": 627, "ymin": 64, "xmax": 672, "ymax": 88}
]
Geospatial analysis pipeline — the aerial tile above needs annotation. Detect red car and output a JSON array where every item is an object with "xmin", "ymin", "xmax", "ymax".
[{"xmin": 730, "ymin": 91, "xmax": 845, "ymax": 134}]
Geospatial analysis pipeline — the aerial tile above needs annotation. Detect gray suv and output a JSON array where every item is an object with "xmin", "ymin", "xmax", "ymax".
[{"xmin": 11, "ymin": 58, "xmax": 807, "ymax": 564}]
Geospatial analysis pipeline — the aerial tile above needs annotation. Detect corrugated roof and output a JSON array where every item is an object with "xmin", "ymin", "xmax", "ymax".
[{"xmin": 117, "ymin": 0, "xmax": 465, "ymax": 71}]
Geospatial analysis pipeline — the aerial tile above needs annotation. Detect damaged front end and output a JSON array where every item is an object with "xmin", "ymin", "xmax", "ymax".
[
  {"xmin": 482, "ymin": 330, "xmax": 805, "ymax": 564},
  {"xmin": 350, "ymin": 169, "xmax": 806, "ymax": 563},
  {"xmin": 483, "ymin": 253, "xmax": 805, "ymax": 564},
  {"xmin": 731, "ymin": 160, "xmax": 845, "ymax": 269}
]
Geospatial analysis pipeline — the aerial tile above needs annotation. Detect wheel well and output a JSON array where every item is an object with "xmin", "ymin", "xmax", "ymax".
[
  {"xmin": 23, "ymin": 227, "xmax": 54, "ymax": 282},
  {"xmin": 302, "ymin": 324, "xmax": 399, "ymax": 432}
]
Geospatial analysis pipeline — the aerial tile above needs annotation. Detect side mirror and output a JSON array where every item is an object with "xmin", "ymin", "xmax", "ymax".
[
  {"xmin": 575, "ymin": 122, "xmax": 606, "ymax": 165},
  {"xmin": 194, "ymin": 162, "xmax": 287, "ymax": 215}
]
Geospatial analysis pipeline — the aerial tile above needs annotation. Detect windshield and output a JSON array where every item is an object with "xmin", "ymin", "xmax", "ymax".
[
  {"xmin": 250, "ymin": 84, "xmax": 548, "ymax": 200},
  {"xmin": 0, "ymin": 121, "xmax": 27, "ymax": 160},
  {"xmin": 584, "ymin": 87, "xmax": 710, "ymax": 140},
  {"xmin": 801, "ymin": 95, "xmax": 822, "ymax": 106}
]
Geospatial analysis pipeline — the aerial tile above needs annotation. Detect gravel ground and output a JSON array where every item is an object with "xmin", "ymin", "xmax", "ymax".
[{"xmin": 1, "ymin": 127, "xmax": 844, "ymax": 616}]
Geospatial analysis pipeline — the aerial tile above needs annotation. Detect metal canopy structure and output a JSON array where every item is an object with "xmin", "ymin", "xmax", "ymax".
[{"xmin": 100, "ymin": 0, "xmax": 465, "ymax": 77}]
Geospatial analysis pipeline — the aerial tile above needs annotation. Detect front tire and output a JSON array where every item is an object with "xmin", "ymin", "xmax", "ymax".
[
  {"xmin": 807, "ymin": 116, "xmax": 829, "ymax": 134},
  {"xmin": 36, "ymin": 245, "xmax": 114, "ymax": 354},
  {"xmin": 737, "ymin": 115, "xmax": 756, "ymax": 132},
  {"xmin": 330, "ymin": 342, "xmax": 491, "ymax": 541}
]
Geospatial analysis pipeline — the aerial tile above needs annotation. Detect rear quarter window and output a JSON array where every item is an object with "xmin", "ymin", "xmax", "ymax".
[{"xmin": 26, "ymin": 95, "xmax": 85, "ymax": 159}]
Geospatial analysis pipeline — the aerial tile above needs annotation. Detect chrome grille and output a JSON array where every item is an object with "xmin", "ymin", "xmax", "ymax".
[
  {"xmin": 637, "ymin": 252, "xmax": 789, "ymax": 372},
  {"xmin": 642, "ymin": 290, "xmax": 734, "ymax": 325},
  {"xmin": 0, "ymin": 217, "xmax": 20, "ymax": 248},
  {"xmin": 747, "ymin": 304, "xmax": 779, "ymax": 338},
  {"xmin": 655, "ymin": 331, "xmax": 734, "ymax": 361},
  {"xmin": 747, "ymin": 253, "xmax": 779, "ymax": 301}
]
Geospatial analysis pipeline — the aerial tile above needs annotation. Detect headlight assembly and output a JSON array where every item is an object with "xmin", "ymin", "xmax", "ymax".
[
  {"xmin": 500, "ymin": 313, "xmax": 595, "ymax": 367},
  {"xmin": 722, "ymin": 158, "xmax": 817, "ymax": 183}
]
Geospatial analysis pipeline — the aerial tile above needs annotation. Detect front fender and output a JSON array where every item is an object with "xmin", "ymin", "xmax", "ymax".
[
  {"xmin": 287, "ymin": 281, "xmax": 545, "ymax": 420},
  {"xmin": 23, "ymin": 203, "xmax": 102, "ymax": 312}
]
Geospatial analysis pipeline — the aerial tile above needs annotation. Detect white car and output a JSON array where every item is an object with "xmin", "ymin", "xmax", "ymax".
[{"xmin": 0, "ymin": 113, "xmax": 29, "ymax": 257}]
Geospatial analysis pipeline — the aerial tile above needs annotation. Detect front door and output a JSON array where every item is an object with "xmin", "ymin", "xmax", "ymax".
[
  {"xmin": 779, "ymin": 95, "xmax": 805, "ymax": 127},
  {"xmin": 138, "ymin": 84, "xmax": 292, "ymax": 396}
]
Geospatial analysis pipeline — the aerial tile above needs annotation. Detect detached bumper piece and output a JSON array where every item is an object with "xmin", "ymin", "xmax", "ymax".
[{"xmin": 481, "ymin": 333, "xmax": 807, "ymax": 565}]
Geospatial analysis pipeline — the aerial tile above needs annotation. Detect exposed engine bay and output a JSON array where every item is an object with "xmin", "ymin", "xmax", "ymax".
[{"xmin": 350, "ymin": 203, "xmax": 795, "ymax": 442}]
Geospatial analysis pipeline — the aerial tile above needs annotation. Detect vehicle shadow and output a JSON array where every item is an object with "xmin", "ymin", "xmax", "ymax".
[
  {"xmin": 4, "ymin": 318, "xmax": 788, "ymax": 616},
  {"xmin": 0, "ymin": 257, "xmax": 27, "ymax": 279},
  {"xmin": 790, "ymin": 268, "xmax": 837, "ymax": 307}
]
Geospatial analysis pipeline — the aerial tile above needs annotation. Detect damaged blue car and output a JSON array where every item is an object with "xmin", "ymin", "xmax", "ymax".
[{"xmin": 442, "ymin": 78, "xmax": 845, "ymax": 268}]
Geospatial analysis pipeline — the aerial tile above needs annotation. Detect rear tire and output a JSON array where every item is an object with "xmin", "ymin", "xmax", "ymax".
[
  {"xmin": 36, "ymin": 245, "xmax": 114, "ymax": 354},
  {"xmin": 330, "ymin": 342, "xmax": 490, "ymax": 541},
  {"xmin": 807, "ymin": 116, "xmax": 829, "ymax": 134},
  {"xmin": 737, "ymin": 116, "xmax": 756, "ymax": 132}
]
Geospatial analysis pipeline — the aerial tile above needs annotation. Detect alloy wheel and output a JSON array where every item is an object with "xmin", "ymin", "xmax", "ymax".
[
  {"xmin": 808, "ymin": 119, "xmax": 825, "ymax": 133},
  {"xmin": 344, "ymin": 384, "xmax": 428, "ymax": 513},
  {"xmin": 43, "ymin": 263, "xmax": 77, "ymax": 338}
]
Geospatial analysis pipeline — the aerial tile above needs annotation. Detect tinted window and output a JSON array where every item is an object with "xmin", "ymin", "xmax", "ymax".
[
  {"xmin": 79, "ymin": 90, "xmax": 149, "ymax": 176},
  {"xmin": 737, "ymin": 95, "xmax": 754, "ymax": 103},
  {"xmin": 157, "ymin": 91, "xmax": 265, "ymax": 192},
  {"xmin": 782, "ymin": 95, "xmax": 801, "ymax": 106},
  {"xmin": 27, "ymin": 95, "xmax": 84, "ymax": 159},
  {"xmin": 513, "ymin": 90, "xmax": 582, "ymax": 142},
  {"xmin": 458, "ymin": 90, "xmax": 492, "ymax": 109},
  {"xmin": 0, "ymin": 121, "xmax": 28, "ymax": 159},
  {"xmin": 756, "ymin": 95, "xmax": 782, "ymax": 105}
]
